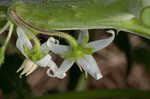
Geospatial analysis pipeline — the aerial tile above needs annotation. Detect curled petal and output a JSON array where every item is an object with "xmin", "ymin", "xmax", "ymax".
[
  {"xmin": 35, "ymin": 54, "xmax": 52, "ymax": 67},
  {"xmin": 54, "ymin": 59, "xmax": 75, "ymax": 79},
  {"xmin": 16, "ymin": 27, "xmax": 32, "ymax": 56},
  {"xmin": 48, "ymin": 37, "xmax": 59, "ymax": 44},
  {"xmin": 46, "ymin": 38, "xmax": 70, "ymax": 54},
  {"xmin": 47, "ymin": 68, "xmax": 66, "ymax": 79},
  {"xmin": 87, "ymin": 30, "xmax": 115, "ymax": 52},
  {"xmin": 77, "ymin": 29, "xmax": 89, "ymax": 43},
  {"xmin": 40, "ymin": 42, "xmax": 50, "ymax": 54},
  {"xmin": 77, "ymin": 55, "xmax": 102, "ymax": 80},
  {"xmin": 46, "ymin": 59, "xmax": 66, "ymax": 79},
  {"xmin": 40, "ymin": 37, "xmax": 59, "ymax": 54}
]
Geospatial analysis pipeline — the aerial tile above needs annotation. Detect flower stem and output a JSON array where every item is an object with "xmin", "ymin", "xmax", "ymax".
[
  {"xmin": 42, "ymin": 32, "xmax": 79, "ymax": 48},
  {"xmin": 0, "ymin": 21, "xmax": 10, "ymax": 34},
  {"xmin": 10, "ymin": 10, "xmax": 79, "ymax": 49},
  {"xmin": 0, "ymin": 21, "xmax": 14, "ymax": 64},
  {"xmin": 3, "ymin": 21, "xmax": 14, "ymax": 48}
]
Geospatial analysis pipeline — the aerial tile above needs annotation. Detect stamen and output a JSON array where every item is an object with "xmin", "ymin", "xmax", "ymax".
[
  {"xmin": 77, "ymin": 63, "xmax": 88, "ymax": 79},
  {"xmin": 76, "ymin": 63, "xmax": 83, "ymax": 72},
  {"xmin": 26, "ymin": 63, "xmax": 38, "ymax": 76},
  {"xmin": 17, "ymin": 59, "xmax": 28, "ymax": 73}
]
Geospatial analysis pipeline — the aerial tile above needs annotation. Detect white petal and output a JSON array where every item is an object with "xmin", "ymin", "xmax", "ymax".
[
  {"xmin": 46, "ymin": 38, "xmax": 70, "ymax": 54},
  {"xmin": 55, "ymin": 59, "xmax": 75, "ymax": 78},
  {"xmin": 16, "ymin": 27, "xmax": 32, "ymax": 49},
  {"xmin": 87, "ymin": 30, "xmax": 115, "ymax": 52},
  {"xmin": 16, "ymin": 27, "xmax": 25, "ymax": 37},
  {"xmin": 46, "ymin": 60, "xmax": 58, "ymax": 77},
  {"xmin": 56, "ymin": 72, "xmax": 66, "ymax": 79},
  {"xmin": 77, "ymin": 55, "xmax": 102, "ymax": 80},
  {"xmin": 46, "ymin": 59, "xmax": 66, "ymax": 79},
  {"xmin": 16, "ymin": 27, "xmax": 32, "ymax": 56},
  {"xmin": 77, "ymin": 29, "xmax": 89, "ymax": 43},
  {"xmin": 40, "ymin": 42, "xmax": 50, "ymax": 54},
  {"xmin": 35, "ymin": 54, "xmax": 52, "ymax": 67},
  {"xmin": 47, "ymin": 68, "xmax": 56, "ymax": 77},
  {"xmin": 47, "ymin": 68, "xmax": 66, "ymax": 79},
  {"xmin": 48, "ymin": 37, "xmax": 59, "ymax": 44}
]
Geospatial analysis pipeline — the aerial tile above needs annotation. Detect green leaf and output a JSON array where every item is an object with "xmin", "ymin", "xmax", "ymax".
[{"xmin": 10, "ymin": 0, "xmax": 150, "ymax": 38}]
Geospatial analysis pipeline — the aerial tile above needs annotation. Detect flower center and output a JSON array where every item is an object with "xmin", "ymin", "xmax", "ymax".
[{"xmin": 61, "ymin": 45, "xmax": 93, "ymax": 60}]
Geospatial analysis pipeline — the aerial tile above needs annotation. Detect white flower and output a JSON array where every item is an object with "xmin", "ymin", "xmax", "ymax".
[
  {"xmin": 44, "ymin": 29, "xmax": 115, "ymax": 80},
  {"xmin": 16, "ymin": 27, "xmax": 66, "ymax": 78}
]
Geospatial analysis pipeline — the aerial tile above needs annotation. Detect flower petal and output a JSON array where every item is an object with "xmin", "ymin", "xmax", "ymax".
[
  {"xmin": 35, "ymin": 54, "xmax": 52, "ymax": 67},
  {"xmin": 47, "ymin": 59, "xmax": 66, "ymax": 79},
  {"xmin": 55, "ymin": 59, "xmax": 75, "ymax": 78},
  {"xmin": 77, "ymin": 29, "xmax": 89, "ymax": 43},
  {"xmin": 40, "ymin": 38, "xmax": 56, "ymax": 54},
  {"xmin": 87, "ymin": 30, "xmax": 115, "ymax": 52},
  {"xmin": 16, "ymin": 27, "xmax": 32, "ymax": 56},
  {"xmin": 77, "ymin": 55, "xmax": 102, "ymax": 80},
  {"xmin": 44, "ymin": 38, "xmax": 70, "ymax": 54},
  {"xmin": 46, "ymin": 60, "xmax": 58, "ymax": 77}
]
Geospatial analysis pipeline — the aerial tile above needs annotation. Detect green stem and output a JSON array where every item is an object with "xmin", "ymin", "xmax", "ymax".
[
  {"xmin": 0, "ymin": 21, "xmax": 14, "ymax": 64},
  {"xmin": 21, "ymin": 26, "xmax": 41, "ymax": 60},
  {"xmin": 3, "ymin": 21, "xmax": 14, "ymax": 49},
  {"xmin": 10, "ymin": 10, "xmax": 79, "ymax": 49},
  {"xmin": 0, "ymin": 21, "xmax": 10, "ymax": 34},
  {"xmin": 41, "ymin": 31, "xmax": 78, "ymax": 48}
]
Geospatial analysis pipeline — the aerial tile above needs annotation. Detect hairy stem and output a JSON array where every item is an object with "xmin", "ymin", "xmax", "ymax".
[{"xmin": 10, "ymin": 10, "xmax": 78, "ymax": 49}]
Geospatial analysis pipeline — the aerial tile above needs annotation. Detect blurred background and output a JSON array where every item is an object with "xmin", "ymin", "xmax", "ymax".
[
  {"xmin": 1, "ymin": 0, "xmax": 150, "ymax": 99},
  {"xmin": 1, "ymin": 29, "xmax": 150, "ymax": 99}
]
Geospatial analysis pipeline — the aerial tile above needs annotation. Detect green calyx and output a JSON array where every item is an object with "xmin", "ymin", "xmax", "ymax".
[
  {"xmin": 22, "ymin": 29, "xmax": 46, "ymax": 61},
  {"xmin": 61, "ymin": 34, "xmax": 93, "ymax": 60},
  {"xmin": 23, "ymin": 45, "xmax": 46, "ymax": 61},
  {"xmin": 61, "ymin": 45, "xmax": 93, "ymax": 60}
]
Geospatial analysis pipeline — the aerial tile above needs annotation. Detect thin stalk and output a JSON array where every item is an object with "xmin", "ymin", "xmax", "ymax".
[
  {"xmin": 10, "ymin": 10, "xmax": 78, "ymax": 49},
  {"xmin": 3, "ymin": 21, "xmax": 14, "ymax": 48},
  {"xmin": 23, "ymin": 27, "xmax": 41, "ymax": 60},
  {"xmin": 0, "ymin": 21, "xmax": 10, "ymax": 34},
  {"xmin": 0, "ymin": 21, "xmax": 14, "ymax": 64}
]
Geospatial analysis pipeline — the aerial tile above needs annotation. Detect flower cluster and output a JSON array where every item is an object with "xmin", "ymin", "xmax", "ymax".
[
  {"xmin": 0, "ymin": 21, "xmax": 115, "ymax": 80},
  {"xmin": 16, "ymin": 27, "xmax": 66, "ymax": 78},
  {"xmin": 15, "ymin": 27, "xmax": 115, "ymax": 80}
]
